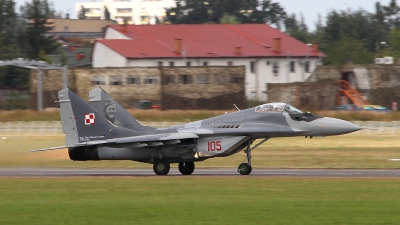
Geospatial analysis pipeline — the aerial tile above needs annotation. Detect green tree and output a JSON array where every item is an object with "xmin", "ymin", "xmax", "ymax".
[
  {"xmin": 78, "ymin": 5, "xmax": 86, "ymax": 19},
  {"xmin": 104, "ymin": 6, "xmax": 111, "ymax": 20},
  {"xmin": 383, "ymin": 0, "xmax": 400, "ymax": 28},
  {"xmin": 166, "ymin": 0, "xmax": 286, "ymax": 27},
  {"xmin": 0, "ymin": 0, "xmax": 20, "ymax": 59},
  {"xmin": 284, "ymin": 13, "xmax": 310, "ymax": 43},
  {"xmin": 220, "ymin": 13, "xmax": 240, "ymax": 24},
  {"xmin": 19, "ymin": 0, "xmax": 60, "ymax": 60},
  {"xmin": 324, "ymin": 37, "xmax": 374, "ymax": 65}
]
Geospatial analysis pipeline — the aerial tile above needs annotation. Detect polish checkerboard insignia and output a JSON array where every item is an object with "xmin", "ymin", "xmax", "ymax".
[{"xmin": 84, "ymin": 113, "xmax": 95, "ymax": 125}]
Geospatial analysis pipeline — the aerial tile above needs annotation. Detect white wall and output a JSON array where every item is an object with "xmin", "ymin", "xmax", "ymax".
[
  {"xmin": 75, "ymin": 0, "xmax": 176, "ymax": 24},
  {"xmin": 92, "ymin": 42, "xmax": 127, "ymax": 68},
  {"xmin": 104, "ymin": 27, "xmax": 132, "ymax": 40}
]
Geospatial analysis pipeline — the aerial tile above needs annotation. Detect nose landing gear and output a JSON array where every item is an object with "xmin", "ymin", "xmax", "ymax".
[{"xmin": 237, "ymin": 138, "xmax": 269, "ymax": 175}]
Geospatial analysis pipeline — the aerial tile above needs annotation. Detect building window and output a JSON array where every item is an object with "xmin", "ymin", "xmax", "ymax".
[
  {"xmin": 381, "ymin": 73, "xmax": 390, "ymax": 81},
  {"xmin": 91, "ymin": 75, "xmax": 106, "ymax": 85},
  {"xmin": 127, "ymin": 75, "xmax": 140, "ymax": 85},
  {"xmin": 164, "ymin": 75, "xmax": 175, "ymax": 85},
  {"xmin": 272, "ymin": 61, "xmax": 279, "ymax": 75},
  {"xmin": 116, "ymin": 16, "xmax": 132, "ymax": 23},
  {"xmin": 179, "ymin": 75, "xmax": 192, "ymax": 84},
  {"xmin": 158, "ymin": 62, "xmax": 163, "ymax": 67},
  {"xmin": 110, "ymin": 75, "xmax": 123, "ymax": 85},
  {"xmin": 116, "ymin": 8, "xmax": 132, "ymax": 13},
  {"xmin": 266, "ymin": 61, "xmax": 270, "ymax": 66},
  {"xmin": 304, "ymin": 61, "xmax": 310, "ymax": 72},
  {"xmin": 144, "ymin": 76, "xmax": 158, "ymax": 85},
  {"xmin": 197, "ymin": 74, "xmax": 209, "ymax": 84},
  {"xmin": 230, "ymin": 74, "xmax": 242, "ymax": 84},
  {"xmin": 227, "ymin": 61, "xmax": 233, "ymax": 66},
  {"xmin": 91, "ymin": 8, "xmax": 101, "ymax": 14},
  {"xmin": 64, "ymin": 26, "xmax": 69, "ymax": 31},
  {"xmin": 214, "ymin": 75, "xmax": 226, "ymax": 84},
  {"xmin": 290, "ymin": 61, "xmax": 295, "ymax": 72},
  {"xmin": 250, "ymin": 61, "xmax": 255, "ymax": 73},
  {"xmin": 203, "ymin": 61, "xmax": 208, "ymax": 66},
  {"xmin": 186, "ymin": 61, "xmax": 191, "ymax": 66},
  {"xmin": 141, "ymin": 15, "xmax": 150, "ymax": 24},
  {"xmin": 169, "ymin": 62, "xmax": 174, "ymax": 67}
]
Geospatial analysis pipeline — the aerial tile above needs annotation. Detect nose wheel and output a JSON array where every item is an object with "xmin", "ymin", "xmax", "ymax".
[
  {"xmin": 153, "ymin": 159, "xmax": 170, "ymax": 175},
  {"xmin": 237, "ymin": 138, "xmax": 269, "ymax": 175},
  {"xmin": 238, "ymin": 163, "xmax": 252, "ymax": 175},
  {"xmin": 178, "ymin": 162, "xmax": 195, "ymax": 175}
]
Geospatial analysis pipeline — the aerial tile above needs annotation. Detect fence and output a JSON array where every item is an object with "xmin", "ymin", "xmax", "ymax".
[{"xmin": 0, "ymin": 121, "xmax": 399, "ymax": 136}]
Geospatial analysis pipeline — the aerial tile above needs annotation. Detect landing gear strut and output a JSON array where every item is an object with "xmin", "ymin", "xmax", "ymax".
[
  {"xmin": 238, "ymin": 138, "xmax": 269, "ymax": 175},
  {"xmin": 178, "ymin": 162, "xmax": 195, "ymax": 175},
  {"xmin": 153, "ymin": 159, "xmax": 170, "ymax": 175},
  {"xmin": 238, "ymin": 140, "xmax": 252, "ymax": 175}
]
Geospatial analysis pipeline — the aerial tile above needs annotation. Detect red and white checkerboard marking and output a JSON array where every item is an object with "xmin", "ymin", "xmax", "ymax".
[{"xmin": 84, "ymin": 113, "xmax": 95, "ymax": 125}]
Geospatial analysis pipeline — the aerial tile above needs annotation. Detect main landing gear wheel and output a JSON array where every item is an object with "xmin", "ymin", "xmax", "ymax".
[
  {"xmin": 153, "ymin": 159, "xmax": 170, "ymax": 175},
  {"xmin": 238, "ymin": 163, "xmax": 252, "ymax": 175},
  {"xmin": 178, "ymin": 162, "xmax": 195, "ymax": 175}
]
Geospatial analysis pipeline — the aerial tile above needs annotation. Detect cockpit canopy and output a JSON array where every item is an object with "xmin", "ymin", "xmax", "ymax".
[{"xmin": 255, "ymin": 103, "xmax": 303, "ymax": 114}]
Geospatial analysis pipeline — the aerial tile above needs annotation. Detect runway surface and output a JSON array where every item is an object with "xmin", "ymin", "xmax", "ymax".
[{"xmin": 0, "ymin": 168, "xmax": 399, "ymax": 177}]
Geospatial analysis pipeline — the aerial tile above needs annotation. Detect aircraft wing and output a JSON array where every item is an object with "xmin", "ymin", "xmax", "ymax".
[
  {"xmin": 79, "ymin": 132, "xmax": 199, "ymax": 147},
  {"xmin": 28, "ymin": 132, "xmax": 199, "ymax": 152}
]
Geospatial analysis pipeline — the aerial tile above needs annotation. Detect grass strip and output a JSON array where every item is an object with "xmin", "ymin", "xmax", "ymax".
[{"xmin": 0, "ymin": 178, "xmax": 399, "ymax": 225}]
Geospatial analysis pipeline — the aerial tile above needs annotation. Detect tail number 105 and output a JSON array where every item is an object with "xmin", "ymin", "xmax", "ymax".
[{"xmin": 208, "ymin": 141, "xmax": 222, "ymax": 151}]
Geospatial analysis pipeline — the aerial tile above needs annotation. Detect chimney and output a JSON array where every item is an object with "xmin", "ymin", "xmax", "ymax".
[
  {"xmin": 235, "ymin": 47, "xmax": 242, "ymax": 55},
  {"xmin": 121, "ymin": 24, "xmax": 128, "ymax": 33},
  {"xmin": 312, "ymin": 42, "xmax": 319, "ymax": 53},
  {"xmin": 175, "ymin": 39, "xmax": 182, "ymax": 54},
  {"xmin": 272, "ymin": 38, "xmax": 281, "ymax": 53}
]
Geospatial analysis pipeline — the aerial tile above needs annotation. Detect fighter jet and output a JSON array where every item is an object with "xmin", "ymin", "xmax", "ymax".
[{"xmin": 32, "ymin": 87, "xmax": 361, "ymax": 175}]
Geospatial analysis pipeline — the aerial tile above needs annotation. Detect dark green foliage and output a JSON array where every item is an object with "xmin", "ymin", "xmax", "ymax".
[
  {"xmin": 104, "ymin": 6, "xmax": 110, "ymax": 20},
  {"xmin": 166, "ymin": 0, "xmax": 286, "ymax": 28},
  {"xmin": 0, "ymin": 0, "xmax": 20, "ymax": 60},
  {"xmin": 78, "ymin": 5, "xmax": 86, "ymax": 19},
  {"xmin": 19, "ymin": 0, "xmax": 60, "ymax": 60},
  {"xmin": 0, "ymin": 66, "xmax": 29, "ymax": 88},
  {"xmin": 1, "ymin": 91, "xmax": 28, "ymax": 110},
  {"xmin": 323, "ymin": 37, "xmax": 375, "ymax": 65}
]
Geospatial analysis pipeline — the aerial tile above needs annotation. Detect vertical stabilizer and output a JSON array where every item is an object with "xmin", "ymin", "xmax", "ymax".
[
  {"xmin": 58, "ymin": 88, "xmax": 139, "ymax": 146},
  {"xmin": 88, "ymin": 87, "xmax": 155, "ymax": 131}
]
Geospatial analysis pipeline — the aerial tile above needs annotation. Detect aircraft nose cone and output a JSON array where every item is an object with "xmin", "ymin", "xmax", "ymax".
[{"xmin": 319, "ymin": 117, "xmax": 361, "ymax": 136}]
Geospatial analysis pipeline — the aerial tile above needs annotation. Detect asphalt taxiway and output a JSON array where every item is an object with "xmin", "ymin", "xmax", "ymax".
[{"xmin": 0, "ymin": 168, "xmax": 399, "ymax": 177}]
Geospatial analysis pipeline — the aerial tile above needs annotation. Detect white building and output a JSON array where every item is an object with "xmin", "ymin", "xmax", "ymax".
[
  {"xmin": 92, "ymin": 24, "xmax": 325, "ymax": 101},
  {"xmin": 75, "ymin": 0, "xmax": 176, "ymax": 25}
]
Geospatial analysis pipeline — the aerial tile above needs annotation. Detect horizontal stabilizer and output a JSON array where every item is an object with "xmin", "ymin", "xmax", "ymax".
[{"xmin": 27, "ymin": 146, "xmax": 68, "ymax": 152}]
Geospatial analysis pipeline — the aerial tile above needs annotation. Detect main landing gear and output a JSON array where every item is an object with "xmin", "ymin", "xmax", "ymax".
[
  {"xmin": 178, "ymin": 162, "xmax": 195, "ymax": 175},
  {"xmin": 153, "ymin": 160, "xmax": 195, "ymax": 175},
  {"xmin": 153, "ymin": 159, "xmax": 170, "ymax": 175},
  {"xmin": 238, "ymin": 138, "xmax": 270, "ymax": 175}
]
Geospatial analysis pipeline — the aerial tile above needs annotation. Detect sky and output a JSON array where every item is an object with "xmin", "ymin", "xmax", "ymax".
[{"xmin": 13, "ymin": 0, "xmax": 393, "ymax": 30}]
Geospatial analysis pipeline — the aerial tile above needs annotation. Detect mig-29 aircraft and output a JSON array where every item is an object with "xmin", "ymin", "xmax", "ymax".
[{"xmin": 32, "ymin": 87, "xmax": 361, "ymax": 175}]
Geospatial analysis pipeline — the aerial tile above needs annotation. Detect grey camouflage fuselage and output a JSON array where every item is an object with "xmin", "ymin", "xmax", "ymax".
[{"xmin": 55, "ymin": 87, "xmax": 361, "ymax": 164}]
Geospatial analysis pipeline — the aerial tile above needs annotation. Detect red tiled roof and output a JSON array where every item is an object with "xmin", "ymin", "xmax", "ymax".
[{"xmin": 96, "ymin": 24, "xmax": 325, "ymax": 59}]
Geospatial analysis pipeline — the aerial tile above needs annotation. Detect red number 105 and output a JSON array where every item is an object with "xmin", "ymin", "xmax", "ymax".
[{"xmin": 208, "ymin": 141, "xmax": 222, "ymax": 151}]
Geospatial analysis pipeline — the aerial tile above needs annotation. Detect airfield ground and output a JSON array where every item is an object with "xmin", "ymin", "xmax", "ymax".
[{"xmin": 1, "ymin": 134, "xmax": 400, "ymax": 224}]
